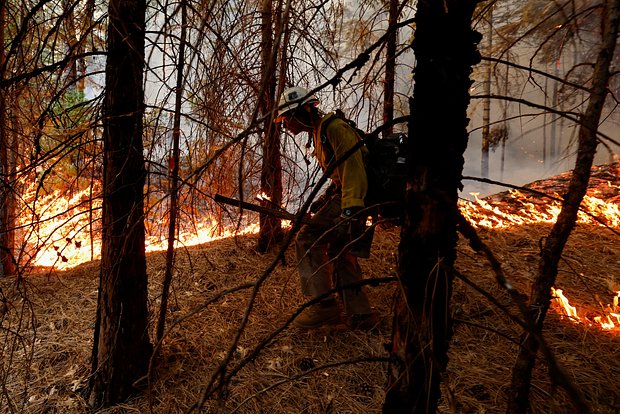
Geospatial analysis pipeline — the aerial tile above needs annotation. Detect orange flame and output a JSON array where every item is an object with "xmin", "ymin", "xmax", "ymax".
[
  {"xmin": 256, "ymin": 192, "xmax": 271, "ymax": 202},
  {"xmin": 18, "ymin": 185, "xmax": 103, "ymax": 270},
  {"xmin": 551, "ymin": 287, "xmax": 620, "ymax": 332},
  {"xmin": 460, "ymin": 191, "xmax": 620, "ymax": 229},
  {"xmin": 17, "ymin": 183, "xmax": 260, "ymax": 271}
]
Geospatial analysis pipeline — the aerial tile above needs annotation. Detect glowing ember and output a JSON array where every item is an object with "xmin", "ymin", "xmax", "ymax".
[{"xmin": 551, "ymin": 287, "xmax": 620, "ymax": 332}]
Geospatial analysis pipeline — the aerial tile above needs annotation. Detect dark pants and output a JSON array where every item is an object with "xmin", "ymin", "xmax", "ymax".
[{"xmin": 295, "ymin": 194, "xmax": 372, "ymax": 315}]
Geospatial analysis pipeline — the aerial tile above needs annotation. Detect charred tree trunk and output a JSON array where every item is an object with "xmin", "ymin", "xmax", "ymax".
[
  {"xmin": 88, "ymin": 0, "xmax": 152, "ymax": 407},
  {"xmin": 0, "ymin": 2, "xmax": 16, "ymax": 277},
  {"xmin": 383, "ymin": 1, "xmax": 480, "ymax": 413},
  {"xmin": 382, "ymin": 0, "xmax": 399, "ymax": 138},
  {"xmin": 507, "ymin": 2, "xmax": 620, "ymax": 413},
  {"xmin": 258, "ymin": 0, "xmax": 283, "ymax": 253}
]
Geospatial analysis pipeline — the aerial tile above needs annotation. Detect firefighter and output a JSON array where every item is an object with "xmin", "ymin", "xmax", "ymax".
[{"xmin": 275, "ymin": 86, "xmax": 377, "ymax": 330}]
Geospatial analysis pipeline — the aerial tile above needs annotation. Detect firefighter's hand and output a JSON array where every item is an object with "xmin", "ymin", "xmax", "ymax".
[{"xmin": 340, "ymin": 207, "xmax": 365, "ymax": 242}]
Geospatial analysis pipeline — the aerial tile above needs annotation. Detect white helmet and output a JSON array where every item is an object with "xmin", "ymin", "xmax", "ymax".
[{"xmin": 275, "ymin": 87, "xmax": 319, "ymax": 121}]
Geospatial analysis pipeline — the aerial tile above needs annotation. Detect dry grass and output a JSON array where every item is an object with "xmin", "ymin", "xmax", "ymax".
[
  {"xmin": 2, "ymin": 181, "xmax": 620, "ymax": 413},
  {"xmin": 449, "ymin": 223, "xmax": 620, "ymax": 413}
]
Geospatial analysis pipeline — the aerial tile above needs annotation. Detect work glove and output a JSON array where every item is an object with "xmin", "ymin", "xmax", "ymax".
[{"xmin": 339, "ymin": 207, "xmax": 373, "ymax": 258}]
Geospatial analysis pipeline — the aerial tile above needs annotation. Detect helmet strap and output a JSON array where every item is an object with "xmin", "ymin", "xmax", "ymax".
[{"xmin": 302, "ymin": 132, "xmax": 311, "ymax": 165}]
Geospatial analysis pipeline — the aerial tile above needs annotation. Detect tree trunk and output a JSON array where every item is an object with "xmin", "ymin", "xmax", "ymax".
[
  {"xmin": 382, "ymin": 0, "xmax": 398, "ymax": 138},
  {"xmin": 157, "ymin": 0, "xmax": 187, "ymax": 343},
  {"xmin": 0, "ymin": 2, "xmax": 16, "ymax": 277},
  {"xmin": 549, "ymin": 61, "xmax": 560, "ymax": 161},
  {"xmin": 258, "ymin": 0, "xmax": 283, "ymax": 253},
  {"xmin": 88, "ymin": 0, "xmax": 152, "ymax": 407},
  {"xmin": 383, "ymin": 1, "xmax": 480, "ymax": 413},
  {"xmin": 481, "ymin": 8, "xmax": 492, "ymax": 178},
  {"xmin": 507, "ymin": 2, "xmax": 620, "ymax": 413}
]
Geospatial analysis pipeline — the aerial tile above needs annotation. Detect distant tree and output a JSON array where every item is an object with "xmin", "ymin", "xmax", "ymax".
[
  {"xmin": 88, "ymin": 0, "xmax": 152, "ymax": 407},
  {"xmin": 383, "ymin": 0, "xmax": 481, "ymax": 412},
  {"xmin": 480, "ymin": 5, "xmax": 493, "ymax": 178},
  {"xmin": 382, "ymin": 0, "xmax": 400, "ymax": 137}
]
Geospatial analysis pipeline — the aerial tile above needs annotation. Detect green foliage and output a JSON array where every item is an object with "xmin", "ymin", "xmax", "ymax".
[{"xmin": 50, "ymin": 88, "xmax": 88, "ymax": 129}]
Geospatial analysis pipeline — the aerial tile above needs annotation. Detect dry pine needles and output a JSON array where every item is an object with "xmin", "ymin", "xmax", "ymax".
[{"xmin": 2, "ymin": 163, "xmax": 620, "ymax": 413}]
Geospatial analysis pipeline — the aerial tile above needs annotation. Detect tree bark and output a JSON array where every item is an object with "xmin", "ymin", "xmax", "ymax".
[
  {"xmin": 89, "ymin": 0, "xmax": 152, "ymax": 407},
  {"xmin": 383, "ymin": 1, "xmax": 480, "ymax": 413},
  {"xmin": 0, "ymin": 1, "xmax": 16, "ymax": 277},
  {"xmin": 481, "ymin": 8, "xmax": 492, "ymax": 178},
  {"xmin": 507, "ymin": 1, "xmax": 620, "ymax": 413},
  {"xmin": 157, "ymin": 0, "xmax": 187, "ymax": 343},
  {"xmin": 258, "ymin": 0, "xmax": 283, "ymax": 253},
  {"xmin": 382, "ymin": 0, "xmax": 399, "ymax": 138}
]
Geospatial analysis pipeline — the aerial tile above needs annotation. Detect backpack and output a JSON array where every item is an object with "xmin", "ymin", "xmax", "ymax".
[{"xmin": 320, "ymin": 110, "xmax": 408, "ymax": 221}]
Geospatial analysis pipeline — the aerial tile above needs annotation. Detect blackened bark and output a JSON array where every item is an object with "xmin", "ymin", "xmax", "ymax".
[
  {"xmin": 258, "ymin": 0, "xmax": 283, "ymax": 253},
  {"xmin": 88, "ymin": 0, "xmax": 151, "ymax": 407},
  {"xmin": 383, "ymin": 1, "xmax": 480, "ymax": 413},
  {"xmin": 0, "ymin": 2, "xmax": 16, "ymax": 277},
  {"xmin": 507, "ymin": 2, "xmax": 620, "ymax": 413}
]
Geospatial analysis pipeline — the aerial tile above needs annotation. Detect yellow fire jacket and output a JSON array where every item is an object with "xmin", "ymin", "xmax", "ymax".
[{"xmin": 313, "ymin": 113, "xmax": 368, "ymax": 210}]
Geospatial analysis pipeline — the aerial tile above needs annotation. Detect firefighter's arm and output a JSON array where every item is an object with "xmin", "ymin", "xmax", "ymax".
[{"xmin": 326, "ymin": 121, "xmax": 367, "ymax": 210}]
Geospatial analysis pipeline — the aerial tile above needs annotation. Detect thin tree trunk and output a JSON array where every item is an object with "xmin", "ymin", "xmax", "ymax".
[
  {"xmin": 157, "ymin": 0, "xmax": 187, "ymax": 342},
  {"xmin": 81, "ymin": 0, "xmax": 95, "ymax": 92},
  {"xmin": 543, "ymin": 74, "xmax": 548, "ymax": 165},
  {"xmin": 258, "ymin": 0, "xmax": 283, "ymax": 253},
  {"xmin": 550, "ymin": 61, "xmax": 560, "ymax": 161},
  {"xmin": 63, "ymin": 0, "xmax": 79, "ymax": 89},
  {"xmin": 382, "ymin": 0, "xmax": 398, "ymax": 138},
  {"xmin": 481, "ymin": 9, "xmax": 492, "ymax": 178},
  {"xmin": 89, "ymin": 0, "xmax": 151, "ymax": 407},
  {"xmin": 500, "ymin": 65, "xmax": 509, "ymax": 180},
  {"xmin": 383, "ymin": 1, "xmax": 480, "ymax": 413},
  {"xmin": 507, "ymin": 2, "xmax": 620, "ymax": 413}
]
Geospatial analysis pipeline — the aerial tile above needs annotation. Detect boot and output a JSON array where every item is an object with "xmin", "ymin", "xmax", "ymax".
[{"xmin": 294, "ymin": 300, "xmax": 341, "ymax": 329}]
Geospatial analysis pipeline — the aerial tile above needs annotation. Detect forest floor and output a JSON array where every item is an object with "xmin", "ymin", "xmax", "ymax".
[{"xmin": 3, "ymin": 163, "xmax": 620, "ymax": 414}]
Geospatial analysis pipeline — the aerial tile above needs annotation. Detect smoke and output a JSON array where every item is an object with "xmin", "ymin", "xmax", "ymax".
[{"xmin": 461, "ymin": 119, "xmax": 620, "ymax": 200}]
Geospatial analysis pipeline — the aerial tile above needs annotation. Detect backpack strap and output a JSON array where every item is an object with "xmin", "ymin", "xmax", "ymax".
[
  {"xmin": 319, "ymin": 113, "xmax": 337, "ymax": 146},
  {"xmin": 318, "ymin": 113, "xmax": 338, "ymax": 166},
  {"xmin": 318, "ymin": 110, "xmax": 365, "ymax": 159}
]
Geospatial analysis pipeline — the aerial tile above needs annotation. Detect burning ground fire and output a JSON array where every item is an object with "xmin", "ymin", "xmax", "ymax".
[
  {"xmin": 459, "ymin": 166, "xmax": 620, "ymax": 333},
  {"xmin": 552, "ymin": 288, "xmax": 620, "ymax": 332},
  {"xmin": 16, "ymin": 164, "xmax": 620, "ymax": 333},
  {"xmin": 460, "ymin": 162, "xmax": 620, "ymax": 229},
  {"xmin": 459, "ymin": 192, "xmax": 620, "ymax": 229},
  {"xmin": 18, "ymin": 183, "xmax": 259, "ymax": 271},
  {"xmin": 460, "ymin": 192, "xmax": 620, "ymax": 332}
]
